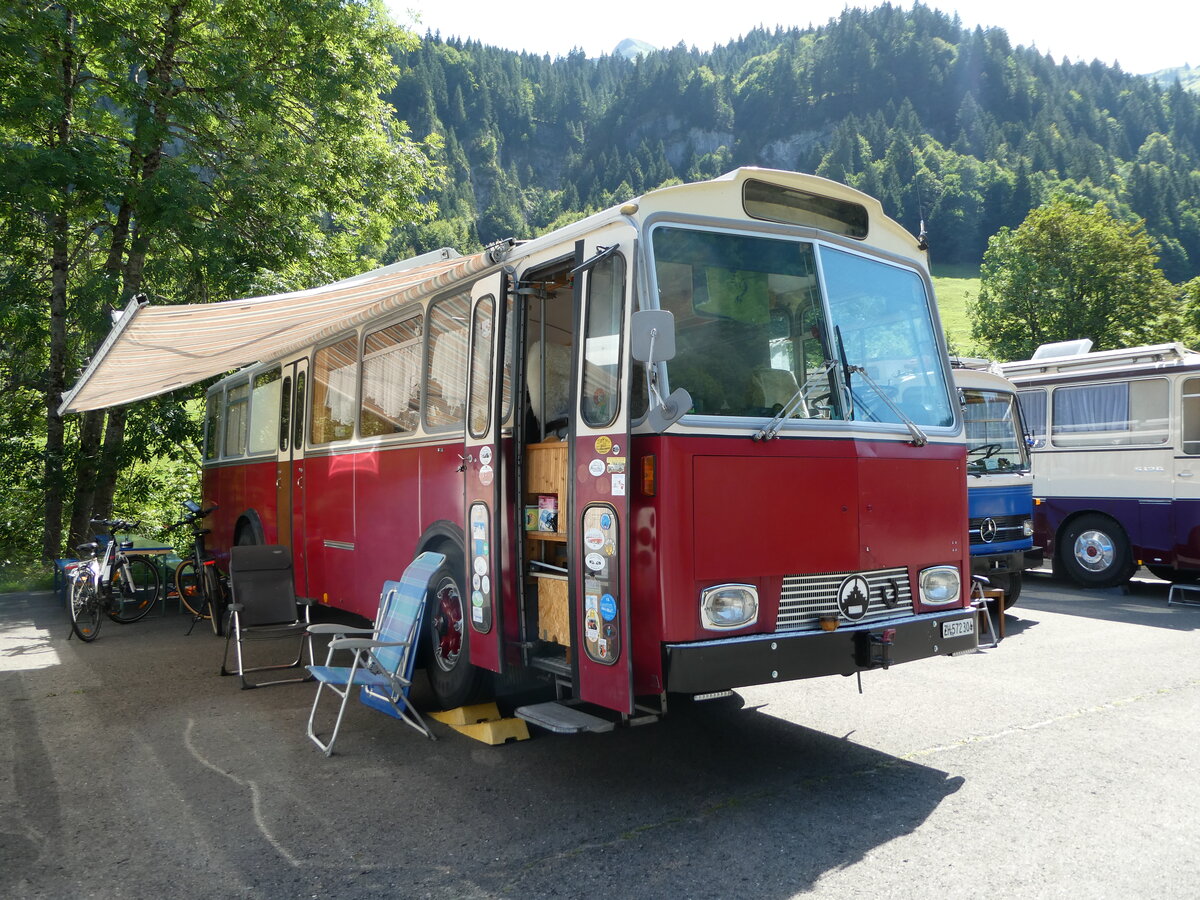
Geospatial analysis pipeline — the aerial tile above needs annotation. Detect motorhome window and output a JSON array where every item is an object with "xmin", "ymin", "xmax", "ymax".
[
  {"xmin": 311, "ymin": 338, "xmax": 358, "ymax": 444},
  {"xmin": 1051, "ymin": 379, "xmax": 1168, "ymax": 447},
  {"xmin": 248, "ymin": 368, "xmax": 282, "ymax": 454},
  {"xmin": 425, "ymin": 292, "xmax": 470, "ymax": 430},
  {"xmin": 223, "ymin": 382, "xmax": 249, "ymax": 457},
  {"xmin": 653, "ymin": 227, "xmax": 839, "ymax": 420},
  {"xmin": 819, "ymin": 247, "xmax": 953, "ymax": 428},
  {"xmin": 203, "ymin": 392, "xmax": 221, "ymax": 461},
  {"xmin": 581, "ymin": 254, "xmax": 625, "ymax": 427},
  {"xmin": 361, "ymin": 314, "xmax": 423, "ymax": 438},
  {"xmin": 963, "ymin": 388, "xmax": 1030, "ymax": 473},
  {"xmin": 1183, "ymin": 377, "xmax": 1200, "ymax": 455},
  {"xmin": 467, "ymin": 296, "xmax": 496, "ymax": 438},
  {"xmin": 1017, "ymin": 390, "xmax": 1046, "ymax": 441},
  {"xmin": 743, "ymin": 178, "xmax": 868, "ymax": 239}
]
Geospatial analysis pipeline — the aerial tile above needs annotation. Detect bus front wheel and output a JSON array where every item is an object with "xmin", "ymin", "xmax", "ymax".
[
  {"xmin": 987, "ymin": 572, "xmax": 1022, "ymax": 610},
  {"xmin": 424, "ymin": 551, "xmax": 488, "ymax": 709},
  {"xmin": 1059, "ymin": 514, "xmax": 1135, "ymax": 588}
]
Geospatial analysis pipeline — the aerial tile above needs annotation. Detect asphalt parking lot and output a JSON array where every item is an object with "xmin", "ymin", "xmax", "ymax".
[{"xmin": 2, "ymin": 573, "xmax": 1198, "ymax": 899}]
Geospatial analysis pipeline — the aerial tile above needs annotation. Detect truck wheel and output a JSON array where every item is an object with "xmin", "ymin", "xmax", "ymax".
[
  {"xmin": 1058, "ymin": 514, "xmax": 1135, "ymax": 588},
  {"xmin": 988, "ymin": 572, "xmax": 1022, "ymax": 610},
  {"xmin": 424, "ymin": 550, "xmax": 489, "ymax": 709},
  {"xmin": 1146, "ymin": 565, "xmax": 1200, "ymax": 584}
]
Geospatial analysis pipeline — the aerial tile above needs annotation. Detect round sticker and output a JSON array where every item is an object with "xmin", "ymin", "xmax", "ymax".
[
  {"xmin": 584, "ymin": 528, "xmax": 605, "ymax": 550},
  {"xmin": 472, "ymin": 573, "xmax": 481, "ymax": 590},
  {"xmin": 474, "ymin": 556, "xmax": 487, "ymax": 576},
  {"xmin": 588, "ymin": 458, "xmax": 606, "ymax": 477},
  {"xmin": 479, "ymin": 464, "xmax": 493, "ymax": 486},
  {"xmin": 594, "ymin": 435, "xmax": 613, "ymax": 455},
  {"xmin": 585, "ymin": 552, "xmax": 605, "ymax": 572},
  {"xmin": 599, "ymin": 593, "xmax": 617, "ymax": 621},
  {"xmin": 471, "ymin": 590, "xmax": 484, "ymax": 608},
  {"xmin": 481, "ymin": 575, "xmax": 490, "ymax": 595},
  {"xmin": 479, "ymin": 445, "xmax": 493, "ymax": 466},
  {"xmin": 600, "ymin": 513, "xmax": 612, "ymax": 529}
]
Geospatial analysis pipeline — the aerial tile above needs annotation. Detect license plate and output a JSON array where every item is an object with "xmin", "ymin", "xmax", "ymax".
[{"xmin": 942, "ymin": 618, "xmax": 974, "ymax": 639}]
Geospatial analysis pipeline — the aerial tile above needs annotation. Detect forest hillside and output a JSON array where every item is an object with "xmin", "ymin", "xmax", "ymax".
[{"xmin": 388, "ymin": 3, "xmax": 1200, "ymax": 282}]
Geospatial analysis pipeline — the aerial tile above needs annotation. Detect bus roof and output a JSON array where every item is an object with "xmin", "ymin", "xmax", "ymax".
[
  {"xmin": 999, "ymin": 342, "xmax": 1200, "ymax": 384},
  {"xmin": 60, "ymin": 168, "xmax": 926, "ymax": 414}
]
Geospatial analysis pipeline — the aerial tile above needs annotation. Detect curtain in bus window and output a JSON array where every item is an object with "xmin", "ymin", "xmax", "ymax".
[
  {"xmin": 1017, "ymin": 390, "xmax": 1046, "ymax": 442},
  {"xmin": 248, "ymin": 369, "xmax": 282, "ymax": 454},
  {"xmin": 425, "ymin": 292, "xmax": 470, "ymax": 429},
  {"xmin": 582, "ymin": 254, "xmax": 625, "ymax": 427},
  {"xmin": 224, "ymin": 383, "xmax": 249, "ymax": 456},
  {"xmin": 1053, "ymin": 379, "xmax": 1168, "ymax": 446},
  {"xmin": 1183, "ymin": 377, "xmax": 1200, "ymax": 455},
  {"xmin": 204, "ymin": 393, "xmax": 221, "ymax": 460},
  {"xmin": 361, "ymin": 315, "xmax": 423, "ymax": 437},
  {"xmin": 311, "ymin": 338, "xmax": 358, "ymax": 443}
]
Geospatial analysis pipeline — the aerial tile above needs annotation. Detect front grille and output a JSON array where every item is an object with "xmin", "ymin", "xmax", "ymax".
[
  {"xmin": 778, "ymin": 567, "xmax": 914, "ymax": 632},
  {"xmin": 969, "ymin": 514, "xmax": 1027, "ymax": 545}
]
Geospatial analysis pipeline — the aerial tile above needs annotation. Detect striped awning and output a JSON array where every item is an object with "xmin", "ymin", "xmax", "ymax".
[{"xmin": 60, "ymin": 248, "xmax": 500, "ymax": 414}]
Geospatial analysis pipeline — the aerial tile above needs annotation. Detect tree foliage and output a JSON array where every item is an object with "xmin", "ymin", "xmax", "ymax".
[
  {"xmin": 969, "ymin": 196, "xmax": 1177, "ymax": 360},
  {"xmin": 0, "ymin": 0, "xmax": 441, "ymax": 561}
]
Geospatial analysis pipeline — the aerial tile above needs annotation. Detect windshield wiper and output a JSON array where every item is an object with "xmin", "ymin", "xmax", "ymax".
[
  {"xmin": 844, "ymin": 364, "xmax": 929, "ymax": 447},
  {"xmin": 753, "ymin": 360, "xmax": 838, "ymax": 441}
]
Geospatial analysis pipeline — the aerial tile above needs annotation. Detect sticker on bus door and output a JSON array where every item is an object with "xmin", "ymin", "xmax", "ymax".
[{"xmin": 581, "ymin": 505, "xmax": 619, "ymax": 664}]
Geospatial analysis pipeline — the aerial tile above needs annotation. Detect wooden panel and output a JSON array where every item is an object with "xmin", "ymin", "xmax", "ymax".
[
  {"xmin": 526, "ymin": 441, "xmax": 568, "ymax": 496},
  {"xmin": 536, "ymin": 574, "xmax": 571, "ymax": 645}
]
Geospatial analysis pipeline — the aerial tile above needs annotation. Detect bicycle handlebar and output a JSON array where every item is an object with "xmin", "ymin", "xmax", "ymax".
[
  {"xmin": 90, "ymin": 518, "xmax": 139, "ymax": 533},
  {"xmin": 166, "ymin": 502, "xmax": 218, "ymax": 530}
]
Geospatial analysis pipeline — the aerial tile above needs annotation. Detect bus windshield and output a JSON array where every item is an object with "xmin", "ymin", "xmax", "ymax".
[
  {"xmin": 651, "ymin": 226, "xmax": 953, "ymax": 428},
  {"xmin": 962, "ymin": 388, "xmax": 1031, "ymax": 474}
]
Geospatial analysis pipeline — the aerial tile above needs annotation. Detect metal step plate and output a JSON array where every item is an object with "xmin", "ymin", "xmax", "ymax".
[{"xmin": 514, "ymin": 701, "xmax": 615, "ymax": 734}]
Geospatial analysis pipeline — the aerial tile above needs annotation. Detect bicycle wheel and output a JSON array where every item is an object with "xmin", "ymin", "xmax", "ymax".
[
  {"xmin": 108, "ymin": 554, "xmax": 162, "ymax": 623},
  {"xmin": 175, "ymin": 559, "xmax": 211, "ymax": 620},
  {"xmin": 70, "ymin": 576, "xmax": 103, "ymax": 642}
]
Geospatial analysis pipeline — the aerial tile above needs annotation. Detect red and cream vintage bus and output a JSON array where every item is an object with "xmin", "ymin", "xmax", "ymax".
[{"xmin": 62, "ymin": 168, "xmax": 979, "ymax": 730}]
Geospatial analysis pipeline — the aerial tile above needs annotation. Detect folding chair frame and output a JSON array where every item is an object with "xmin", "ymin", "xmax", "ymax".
[
  {"xmin": 220, "ymin": 597, "xmax": 316, "ymax": 689},
  {"xmin": 305, "ymin": 553, "xmax": 443, "ymax": 756}
]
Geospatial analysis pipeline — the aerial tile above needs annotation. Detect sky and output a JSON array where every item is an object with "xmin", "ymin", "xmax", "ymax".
[{"xmin": 394, "ymin": 0, "xmax": 1194, "ymax": 76}]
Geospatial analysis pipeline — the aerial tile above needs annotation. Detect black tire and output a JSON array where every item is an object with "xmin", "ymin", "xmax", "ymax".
[
  {"xmin": 175, "ymin": 559, "xmax": 210, "ymax": 620},
  {"xmin": 1146, "ymin": 564, "xmax": 1200, "ymax": 584},
  {"xmin": 108, "ymin": 554, "xmax": 162, "ymax": 623},
  {"xmin": 986, "ymin": 572, "xmax": 1022, "ymax": 611},
  {"xmin": 424, "ymin": 551, "xmax": 488, "ymax": 709},
  {"xmin": 70, "ymin": 576, "xmax": 103, "ymax": 642},
  {"xmin": 1058, "ymin": 514, "xmax": 1136, "ymax": 588}
]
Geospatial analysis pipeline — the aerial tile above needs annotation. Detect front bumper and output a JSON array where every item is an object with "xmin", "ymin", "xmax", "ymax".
[{"xmin": 664, "ymin": 608, "xmax": 979, "ymax": 694}]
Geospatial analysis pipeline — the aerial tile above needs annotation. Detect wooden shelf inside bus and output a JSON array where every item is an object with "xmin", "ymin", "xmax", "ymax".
[{"xmin": 526, "ymin": 530, "xmax": 567, "ymax": 542}]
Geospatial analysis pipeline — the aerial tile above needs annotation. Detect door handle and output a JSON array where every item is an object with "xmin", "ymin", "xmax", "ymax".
[
  {"xmin": 457, "ymin": 453, "xmax": 475, "ymax": 473},
  {"xmin": 1181, "ymin": 471, "xmax": 1194, "ymax": 478}
]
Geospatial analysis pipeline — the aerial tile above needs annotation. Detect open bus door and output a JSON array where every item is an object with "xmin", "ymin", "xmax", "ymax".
[
  {"xmin": 569, "ymin": 228, "xmax": 637, "ymax": 715},
  {"xmin": 276, "ymin": 356, "xmax": 309, "ymax": 597},
  {"xmin": 462, "ymin": 272, "xmax": 508, "ymax": 673}
]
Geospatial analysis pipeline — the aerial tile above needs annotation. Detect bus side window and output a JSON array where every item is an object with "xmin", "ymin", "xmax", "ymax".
[
  {"xmin": 425, "ymin": 292, "xmax": 470, "ymax": 430},
  {"xmin": 311, "ymin": 337, "xmax": 358, "ymax": 444},
  {"xmin": 223, "ymin": 382, "xmax": 249, "ymax": 457},
  {"xmin": 581, "ymin": 253, "xmax": 626, "ymax": 428},
  {"xmin": 204, "ymin": 391, "xmax": 222, "ymax": 461},
  {"xmin": 1182, "ymin": 377, "xmax": 1200, "ymax": 455},
  {"xmin": 248, "ymin": 368, "xmax": 282, "ymax": 454},
  {"xmin": 361, "ymin": 314, "xmax": 423, "ymax": 438}
]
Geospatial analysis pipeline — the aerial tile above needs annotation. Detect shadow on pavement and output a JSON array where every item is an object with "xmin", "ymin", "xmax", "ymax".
[{"xmin": 0, "ymin": 588, "xmax": 965, "ymax": 900}]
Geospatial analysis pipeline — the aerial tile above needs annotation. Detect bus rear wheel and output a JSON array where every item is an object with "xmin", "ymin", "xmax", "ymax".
[
  {"xmin": 1059, "ymin": 514, "xmax": 1135, "ymax": 589},
  {"xmin": 424, "ymin": 551, "xmax": 488, "ymax": 710}
]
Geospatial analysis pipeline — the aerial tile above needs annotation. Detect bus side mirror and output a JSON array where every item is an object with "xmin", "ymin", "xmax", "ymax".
[
  {"xmin": 631, "ymin": 309, "xmax": 677, "ymax": 363},
  {"xmin": 631, "ymin": 310, "xmax": 691, "ymax": 432}
]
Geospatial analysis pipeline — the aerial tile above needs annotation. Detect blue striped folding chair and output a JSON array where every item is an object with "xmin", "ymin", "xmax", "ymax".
[{"xmin": 304, "ymin": 551, "xmax": 443, "ymax": 755}]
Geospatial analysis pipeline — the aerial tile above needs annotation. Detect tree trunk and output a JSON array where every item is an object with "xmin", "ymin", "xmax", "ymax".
[
  {"xmin": 41, "ymin": 10, "xmax": 76, "ymax": 561},
  {"xmin": 93, "ymin": 406, "xmax": 127, "ymax": 522},
  {"xmin": 68, "ymin": 409, "xmax": 106, "ymax": 548}
]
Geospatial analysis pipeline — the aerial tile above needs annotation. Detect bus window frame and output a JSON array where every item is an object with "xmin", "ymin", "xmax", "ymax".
[
  {"xmin": 422, "ymin": 290, "xmax": 472, "ymax": 434},
  {"xmin": 309, "ymin": 333, "xmax": 361, "ymax": 446},
  {"xmin": 1049, "ymin": 376, "xmax": 1170, "ymax": 449},
  {"xmin": 360, "ymin": 306, "xmax": 425, "ymax": 441},
  {"xmin": 247, "ymin": 365, "xmax": 284, "ymax": 457},
  {"xmin": 223, "ymin": 378, "xmax": 250, "ymax": 459},
  {"xmin": 203, "ymin": 387, "xmax": 223, "ymax": 462}
]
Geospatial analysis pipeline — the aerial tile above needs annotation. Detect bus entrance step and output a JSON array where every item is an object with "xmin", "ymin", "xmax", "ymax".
[{"xmin": 514, "ymin": 701, "xmax": 616, "ymax": 734}]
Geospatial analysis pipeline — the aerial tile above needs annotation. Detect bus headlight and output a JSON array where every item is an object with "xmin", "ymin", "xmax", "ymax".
[
  {"xmin": 919, "ymin": 566, "xmax": 961, "ymax": 605},
  {"xmin": 1022, "ymin": 518, "xmax": 1034, "ymax": 537},
  {"xmin": 700, "ymin": 584, "xmax": 759, "ymax": 630}
]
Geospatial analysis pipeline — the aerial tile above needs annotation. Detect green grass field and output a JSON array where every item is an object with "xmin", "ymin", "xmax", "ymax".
[{"xmin": 931, "ymin": 264, "xmax": 983, "ymax": 358}]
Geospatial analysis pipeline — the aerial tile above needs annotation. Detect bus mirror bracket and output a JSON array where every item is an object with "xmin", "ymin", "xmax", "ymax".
[{"xmin": 632, "ymin": 310, "xmax": 690, "ymax": 432}]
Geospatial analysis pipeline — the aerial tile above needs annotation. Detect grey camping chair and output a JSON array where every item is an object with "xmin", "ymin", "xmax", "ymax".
[
  {"xmin": 220, "ymin": 544, "xmax": 315, "ymax": 689},
  {"xmin": 305, "ymin": 551, "xmax": 443, "ymax": 755}
]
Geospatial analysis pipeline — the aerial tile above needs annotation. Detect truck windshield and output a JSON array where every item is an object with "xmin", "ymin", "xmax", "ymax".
[
  {"xmin": 651, "ymin": 226, "xmax": 953, "ymax": 429},
  {"xmin": 962, "ymin": 388, "xmax": 1031, "ymax": 473}
]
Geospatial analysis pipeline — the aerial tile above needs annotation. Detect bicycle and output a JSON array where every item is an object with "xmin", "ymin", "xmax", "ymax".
[
  {"xmin": 170, "ymin": 500, "xmax": 230, "ymax": 636},
  {"xmin": 68, "ymin": 519, "xmax": 164, "ymax": 642}
]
